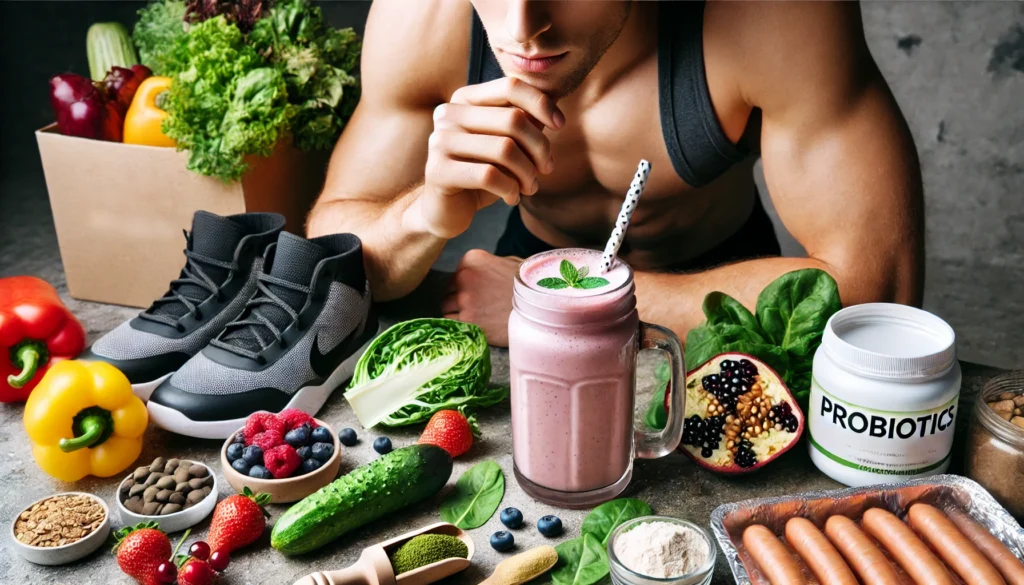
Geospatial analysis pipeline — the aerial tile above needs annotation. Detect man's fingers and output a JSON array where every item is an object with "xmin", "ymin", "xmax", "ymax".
[
  {"xmin": 450, "ymin": 77, "xmax": 564, "ymax": 130},
  {"xmin": 441, "ymin": 292, "xmax": 459, "ymax": 316},
  {"xmin": 430, "ymin": 131, "xmax": 539, "ymax": 195},
  {"xmin": 434, "ymin": 104, "xmax": 553, "ymax": 174},
  {"xmin": 426, "ymin": 158, "xmax": 521, "ymax": 206}
]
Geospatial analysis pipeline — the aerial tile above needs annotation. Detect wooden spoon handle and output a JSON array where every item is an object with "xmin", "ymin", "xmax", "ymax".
[{"xmin": 294, "ymin": 565, "xmax": 370, "ymax": 585}]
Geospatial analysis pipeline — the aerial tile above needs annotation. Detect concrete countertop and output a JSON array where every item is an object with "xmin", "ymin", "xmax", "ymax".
[{"xmin": 0, "ymin": 290, "xmax": 1008, "ymax": 585}]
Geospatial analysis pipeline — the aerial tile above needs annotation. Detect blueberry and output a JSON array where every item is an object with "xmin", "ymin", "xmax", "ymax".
[
  {"xmin": 311, "ymin": 442, "xmax": 335, "ymax": 462},
  {"xmin": 242, "ymin": 445, "xmax": 264, "ymax": 466},
  {"xmin": 500, "ymin": 507, "xmax": 523, "ymax": 529},
  {"xmin": 301, "ymin": 458, "xmax": 323, "ymax": 474},
  {"xmin": 490, "ymin": 531, "xmax": 515, "ymax": 552},
  {"xmin": 248, "ymin": 465, "xmax": 272, "ymax": 479},
  {"xmin": 230, "ymin": 458, "xmax": 251, "ymax": 474},
  {"xmin": 284, "ymin": 427, "xmax": 311, "ymax": 447},
  {"xmin": 339, "ymin": 428, "xmax": 358, "ymax": 447},
  {"xmin": 226, "ymin": 442, "xmax": 245, "ymax": 462},
  {"xmin": 373, "ymin": 437, "xmax": 393, "ymax": 455},
  {"xmin": 232, "ymin": 432, "xmax": 246, "ymax": 444},
  {"xmin": 296, "ymin": 446, "xmax": 312, "ymax": 460},
  {"xmin": 311, "ymin": 426, "xmax": 332, "ymax": 444},
  {"xmin": 537, "ymin": 516, "xmax": 563, "ymax": 537}
]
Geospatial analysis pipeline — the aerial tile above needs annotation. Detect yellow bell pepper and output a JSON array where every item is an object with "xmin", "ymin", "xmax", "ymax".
[
  {"xmin": 123, "ymin": 76, "xmax": 176, "ymax": 147},
  {"xmin": 24, "ymin": 360, "xmax": 148, "ymax": 481}
]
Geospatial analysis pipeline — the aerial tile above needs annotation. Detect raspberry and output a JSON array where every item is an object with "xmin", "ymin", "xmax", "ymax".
[
  {"xmin": 277, "ymin": 408, "xmax": 317, "ymax": 431},
  {"xmin": 252, "ymin": 430, "xmax": 285, "ymax": 451},
  {"xmin": 263, "ymin": 444, "xmax": 302, "ymax": 479},
  {"xmin": 243, "ymin": 412, "xmax": 286, "ymax": 444}
]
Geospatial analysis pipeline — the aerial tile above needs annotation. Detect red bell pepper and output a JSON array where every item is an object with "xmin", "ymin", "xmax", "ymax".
[{"xmin": 0, "ymin": 277, "xmax": 86, "ymax": 402}]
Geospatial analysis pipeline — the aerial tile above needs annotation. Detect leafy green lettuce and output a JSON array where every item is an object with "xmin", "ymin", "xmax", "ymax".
[
  {"xmin": 133, "ymin": 0, "xmax": 188, "ymax": 75},
  {"xmin": 162, "ymin": 16, "xmax": 293, "ymax": 181},
  {"xmin": 345, "ymin": 319, "xmax": 504, "ymax": 428},
  {"xmin": 249, "ymin": 0, "xmax": 361, "ymax": 151}
]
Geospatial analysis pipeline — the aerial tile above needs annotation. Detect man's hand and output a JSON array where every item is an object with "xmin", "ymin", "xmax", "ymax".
[
  {"xmin": 442, "ymin": 249, "xmax": 521, "ymax": 347},
  {"xmin": 416, "ymin": 78, "xmax": 564, "ymax": 239}
]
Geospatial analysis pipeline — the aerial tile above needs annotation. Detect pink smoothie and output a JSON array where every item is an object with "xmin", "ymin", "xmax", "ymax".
[{"xmin": 509, "ymin": 249, "xmax": 638, "ymax": 495}]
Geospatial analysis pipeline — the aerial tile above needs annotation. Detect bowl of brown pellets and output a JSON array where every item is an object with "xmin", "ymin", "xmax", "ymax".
[
  {"xmin": 11, "ymin": 492, "xmax": 111, "ymax": 565},
  {"xmin": 115, "ymin": 457, "xmax": 219, "ymax": 534}
]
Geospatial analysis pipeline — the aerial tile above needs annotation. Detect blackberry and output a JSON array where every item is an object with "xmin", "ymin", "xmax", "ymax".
[
  {"xmin": 682, "ymin": 415, "xmax": 724, "ymax": 457},
  {"xmin": 770, "ymin": 403, "xmax": 800, "ymax": 433},
  {"xmin": 735, "ymin": 439, "xmax": 757, "ymax": 468}
]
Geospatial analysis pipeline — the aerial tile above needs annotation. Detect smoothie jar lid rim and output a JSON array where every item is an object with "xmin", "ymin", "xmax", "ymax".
[
  {"xmin": 822, "ymin": 303, "xmax": 957, "ymax": 381},
  {"xmin": 514, "ymin": 248, "xmax": 634, "ymax": 300}
]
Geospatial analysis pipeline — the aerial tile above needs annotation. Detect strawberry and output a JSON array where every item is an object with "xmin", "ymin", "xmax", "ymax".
[
  {"xmin": 178, "ymin": 558, "xmax": 218, "ymax": 585},
  {"xmin": 113, "ymin": 522, "xmax": 172, "ymax": 585},
  {"xmin": 251, "ymin": 429, "xmax": 285, "ymax": 451},
  {"xmin": 264, "ymin": 444, "xmax": 302, "ymax": 478},
  {"xmin": 243, "ymin": 411, "xmax": 285, "ymax": 444},
  {"xmin": 207, "ymin": 487, "xmax": 271, "ymax": 554},
  {"xmin": 418, "ymin": 409, "xmax": 479, "ymax": 458},
  {"xmin": 277, "ymin": 408, "xmax": 317, "ymax": 431}
]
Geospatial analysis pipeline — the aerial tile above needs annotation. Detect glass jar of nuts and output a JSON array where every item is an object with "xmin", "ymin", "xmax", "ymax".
[{"xmin": 965, "ymin": 371, "xmax": 1024, "ymax": 519}]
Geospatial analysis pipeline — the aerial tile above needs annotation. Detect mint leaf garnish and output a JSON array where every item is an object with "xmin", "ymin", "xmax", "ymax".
[
  {"xmin": 537, "ymin": 277, "xmax": 570, "ymax": 289},
  {"xmin": 577, "ymin": 277, "xmax": 611, "ymax": 289},
  {"xmin": 559, "ymin": 260, "xmax": 578, "ymax": 284},
  {"xmin": 577, "ymin": 266, "xmax": 589, "ymax": 279}
]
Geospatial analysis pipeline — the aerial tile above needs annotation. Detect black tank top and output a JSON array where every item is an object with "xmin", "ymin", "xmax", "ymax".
[{"xmin": 467, "ymin": 1, "xmax": 747, "ymax": 188}]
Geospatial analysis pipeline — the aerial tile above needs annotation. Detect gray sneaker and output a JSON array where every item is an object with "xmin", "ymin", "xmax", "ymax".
[
  {"xmin": 82, "ymin": 211, "xmax": 285, "ymax": 400},
  {"xmin": 147, "ymin": 232, "xmax": 379, "ymax": 439}
]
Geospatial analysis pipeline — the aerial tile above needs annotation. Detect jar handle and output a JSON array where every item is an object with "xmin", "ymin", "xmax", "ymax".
[{"xmin": 636, "ymin": 321, "xmax": 686, "ymax": 459}]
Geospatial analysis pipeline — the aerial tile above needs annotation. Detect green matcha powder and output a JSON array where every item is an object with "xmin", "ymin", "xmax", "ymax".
[{"xmin": 390, "ymin": 534, "xmax": 469, "ymax": 575}]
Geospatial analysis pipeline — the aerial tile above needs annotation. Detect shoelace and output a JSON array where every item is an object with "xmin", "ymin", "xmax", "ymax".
[
  {"xmin": 210, "ymin": 272, "xmax": 312, "ymax": 362},
  {"xmin": 138, "ymin": 231, "xmax": 238, "ymax": 330}
]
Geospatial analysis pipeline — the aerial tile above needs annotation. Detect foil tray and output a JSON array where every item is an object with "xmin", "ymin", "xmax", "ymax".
[{"xmin": 710, "ymin": 474, "xmax": 1024, "ymax": 585}]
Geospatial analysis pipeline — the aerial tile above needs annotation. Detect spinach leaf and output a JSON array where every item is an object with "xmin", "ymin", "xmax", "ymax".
[
  {"xmin": 756, "ymin": 269, "xmax": 841, "ymax": 357},
  {"xmin": 581, "ymin": 498, "xmax": 653, "ymax": 546},
  {"xmin": 642, "ymin": 360, "xmax": 671, "ymax": 429},
  {"xmin": 704, "ymin": 292, "xmax": 766, "ymax": 337},
  {"xmin": 551, "ymin": 533, "xmax": 609, "ymax": 585},
  {"xmin": 440, "ymin": 461, "xmax": 505, "ymax": 529}
]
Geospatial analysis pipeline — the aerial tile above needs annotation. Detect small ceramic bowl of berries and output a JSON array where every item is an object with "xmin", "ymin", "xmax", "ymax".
[{"xmin": 220, "ymin": 409, "xmax": 341, "ymax": 503}]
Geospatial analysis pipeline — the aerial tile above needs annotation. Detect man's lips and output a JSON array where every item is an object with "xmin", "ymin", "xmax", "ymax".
[{"xmin": 505, "ymin": 51, "xmax": 567, "ymax": 73}]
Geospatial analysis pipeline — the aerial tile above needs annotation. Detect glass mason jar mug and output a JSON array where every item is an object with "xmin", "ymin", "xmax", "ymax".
[{"xmin": 508, "ymin": 249, "xmax": 686, "ymax": 508}]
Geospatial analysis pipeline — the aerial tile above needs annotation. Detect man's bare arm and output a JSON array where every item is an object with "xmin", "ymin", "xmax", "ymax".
[
  {"xmin": 306, "ymin": 0, "xmax": 463, "ymax": 300},
  {"xmin": 635, "ymin": 1, "xmax": 923, "ymax": 337}
]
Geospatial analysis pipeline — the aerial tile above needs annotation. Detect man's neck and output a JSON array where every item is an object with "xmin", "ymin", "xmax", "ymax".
[{"xmin": 572, "ymin": 2, "xmax": 659, "ymax": 106}]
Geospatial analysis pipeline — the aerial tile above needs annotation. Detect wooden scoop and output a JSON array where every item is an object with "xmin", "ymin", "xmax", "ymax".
[{"xmin": 293, "ymin": 522, "xmax": 474, "ymax": 585}]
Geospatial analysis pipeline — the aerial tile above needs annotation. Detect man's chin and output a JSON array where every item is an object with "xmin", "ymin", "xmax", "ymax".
[{"xmin": 504, "ymin": 72, "xmax": 580, "ymax": 100}]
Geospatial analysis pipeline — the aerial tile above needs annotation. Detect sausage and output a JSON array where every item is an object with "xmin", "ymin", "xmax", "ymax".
[
  {"xmin": 945, "ymin": 508, "xmax": 1024, "ymax": 585},
  {"xmin": 862, "ymin": 507, "xmax": 956, "ymax": 585},
  {"xmin": 784, "ymin": 517, "xmax": 859, "ymax": 585},
  {"xmin": 907, "ymin": 504, "xmax": 1006, "ymax": 585},
  {"xmin": 743, "ymin": 524, "xmax": 805, "ymax": 585},
  {"xmin": 825, "ymin": 515, "xmax": 903, "ymax": 585}
]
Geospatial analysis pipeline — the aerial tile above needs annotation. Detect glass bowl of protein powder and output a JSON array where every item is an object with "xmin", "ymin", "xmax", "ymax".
[{"xmin": 608, "ymin": 516, "xmax": 716, "ymax": 585}]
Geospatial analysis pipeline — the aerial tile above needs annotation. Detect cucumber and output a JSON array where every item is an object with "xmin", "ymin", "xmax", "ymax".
[
  {"xmin": 271, "ymin": 444, "xmax": 453, "ymax": 555},
  {"xmin": 87, "ymin": 22, "xmax": 139, "ymax": 80}
]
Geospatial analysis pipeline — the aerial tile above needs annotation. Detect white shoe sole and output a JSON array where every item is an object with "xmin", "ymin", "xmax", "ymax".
[
  {"xmin": 133, "ymin": 373, "xmax": 171, "ymax": 402},
  {"xmin": 147, "ymin": 323, "xmax": 382, "ymax": 439}
]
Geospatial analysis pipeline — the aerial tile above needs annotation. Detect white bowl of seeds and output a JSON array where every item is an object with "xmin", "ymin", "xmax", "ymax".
[{"xmin": 11, "ymin": 492, "xmax": 111, "ymax": 566}]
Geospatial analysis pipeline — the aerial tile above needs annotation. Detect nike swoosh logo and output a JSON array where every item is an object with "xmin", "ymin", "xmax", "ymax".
[{"xmin": 310, "ymin": 323, "xmax": 371, "ymax": 379}]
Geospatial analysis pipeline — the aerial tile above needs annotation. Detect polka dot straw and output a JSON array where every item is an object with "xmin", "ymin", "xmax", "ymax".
[{"xmin": 600, "ymin": 159, "xmax": 651, "ymax": 274}]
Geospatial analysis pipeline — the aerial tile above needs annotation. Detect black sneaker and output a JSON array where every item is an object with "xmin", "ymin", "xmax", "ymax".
[
  {"xmin": 147, "ymin": 232, "xmax": 379, "ymax": 438},
  {"xmin": 82, "ymin": 211, "xmax": 285, "ymax": 400}
]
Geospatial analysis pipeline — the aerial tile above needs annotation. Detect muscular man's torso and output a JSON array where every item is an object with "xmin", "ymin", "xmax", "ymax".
[{"xmin": 439, "ymin": 1, "xmax": 763, "ymax": 270}]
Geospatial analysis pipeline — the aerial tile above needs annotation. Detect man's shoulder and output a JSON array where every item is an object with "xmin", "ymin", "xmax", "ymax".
[
  {"xmin": 704, "ymin": 1, "xmax": 875, "ymax": 111},
  {"xmin": 362, "ymin": 0, "xmax": 473, "ymax": 106}
]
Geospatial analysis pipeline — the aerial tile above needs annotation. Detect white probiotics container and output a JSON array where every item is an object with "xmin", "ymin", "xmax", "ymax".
[{"xmin": 808, "ymin": 303, "xmax": 960, "ymax": 486}]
